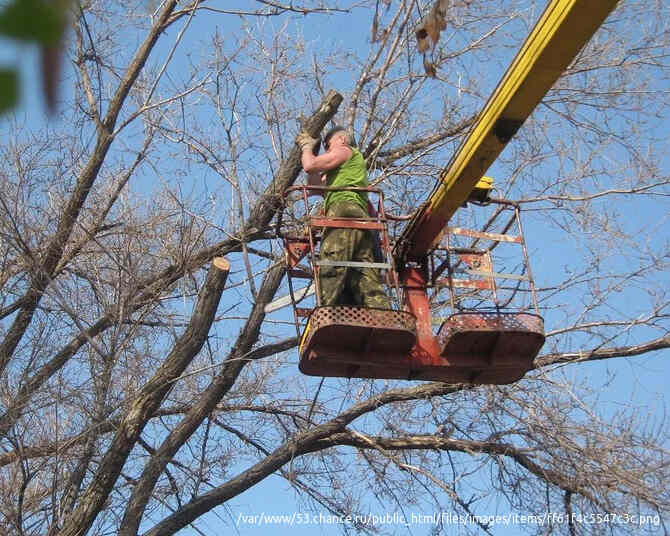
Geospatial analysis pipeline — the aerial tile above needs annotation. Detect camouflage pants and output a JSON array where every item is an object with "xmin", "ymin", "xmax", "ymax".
[{"xmin": 318, "ymin": 201, "xmax": 391, "ymax": 309}]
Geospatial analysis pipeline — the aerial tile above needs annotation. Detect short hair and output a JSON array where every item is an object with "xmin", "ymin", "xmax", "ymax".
[{"xmin": 324, "ymin": 125, "xmax": 356, "ymax": 148}]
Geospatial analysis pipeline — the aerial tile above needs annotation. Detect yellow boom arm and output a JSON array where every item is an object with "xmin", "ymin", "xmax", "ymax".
[{"xmin": 396, "ymin": 0, "xmax": 619, "ymax": 262}]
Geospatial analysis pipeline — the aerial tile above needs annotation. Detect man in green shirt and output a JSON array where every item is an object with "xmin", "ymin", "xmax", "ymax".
[{"xmin": 297, "ymin": 126, "xmax": 390, "ymax": 309}]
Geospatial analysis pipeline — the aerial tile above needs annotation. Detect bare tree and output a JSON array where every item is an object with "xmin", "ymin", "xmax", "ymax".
[{"xmin": 0, "ymin": 1, "xmax": 668, "ymax": 535}]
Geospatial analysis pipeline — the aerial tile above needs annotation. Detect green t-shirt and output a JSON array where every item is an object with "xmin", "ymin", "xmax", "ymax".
[{"xmin": 324, "ymin": 148, "xmax": 368, "ymax": 213}]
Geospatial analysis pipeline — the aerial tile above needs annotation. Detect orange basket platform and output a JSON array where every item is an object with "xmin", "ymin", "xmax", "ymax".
[{"xmin": 299, "ymin": 306, "xmax": 417, "ymax": 379}]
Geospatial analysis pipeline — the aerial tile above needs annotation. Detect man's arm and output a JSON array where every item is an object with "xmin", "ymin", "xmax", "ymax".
[{"xmin": 301, "ymin": 145, "xmax": 352, "ymax": 174}]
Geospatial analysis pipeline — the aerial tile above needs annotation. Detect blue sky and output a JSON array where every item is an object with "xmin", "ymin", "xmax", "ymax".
[{"xmin": 1, "ymin": 1, "xmax": 668, "ymax": 535}]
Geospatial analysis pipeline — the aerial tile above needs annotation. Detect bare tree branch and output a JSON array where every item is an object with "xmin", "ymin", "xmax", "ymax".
[{"xmin": 56, "ymin": 257, "xmax": 230, "ymax": 536}]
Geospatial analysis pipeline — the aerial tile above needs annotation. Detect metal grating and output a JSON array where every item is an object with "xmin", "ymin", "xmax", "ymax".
[
  {"xmin": 299, "ymin": 306, "xmax": 418, "ymax": 379},
  {"xmin": 437, "ymin": 311, "xmax": 545, "ymax": 368},
  {"xmin": 438, "ymin": 311, "xmax": 543, "ymax": 335},
  {"xmin": 306, "ymin": 306, "xmax": 417, "ymax": 335}
]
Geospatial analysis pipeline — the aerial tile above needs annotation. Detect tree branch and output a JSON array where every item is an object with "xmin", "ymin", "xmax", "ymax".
[
  {"xmin": 534, "ymin": 334, "xmax": 670, "ymax": 368},
  {"xmin": 308, "ymin": 432, "xmax": 602, "ymax": 505},
  {"xmin": 369, "ymin": 116, "xmax": 475, "ymax": 168},
  {"xmin": 0, "ymin": 90, "xmax": 341, "ymax": 442},
  {"xmin": 56, "ymin": 257, "xmax": 229, "ymax": 536},
  {"xmin": 118, "ymin": 91, "xmax": 343, "ymax": 535},
  {"xmin": 142, "ymin": 382, "xmax": 465, "ymax": 536},
  {"xmin": 0, "ymin": 0, "xmax": 180, "ymax": 377}
]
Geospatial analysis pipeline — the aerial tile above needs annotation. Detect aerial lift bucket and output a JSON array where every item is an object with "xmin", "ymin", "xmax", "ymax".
[
  {"xmin": 434, "ymin": 311, "xmax": 545, "ymax": 383},
  {"xmin": 299, "ymin": 306, "xmax": 417, "ymax": 379}
]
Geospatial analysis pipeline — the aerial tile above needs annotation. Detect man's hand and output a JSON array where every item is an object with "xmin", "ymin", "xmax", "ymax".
[{"xmin": 296, "ymin": 131, "xmax": 319, "ymax": 153}]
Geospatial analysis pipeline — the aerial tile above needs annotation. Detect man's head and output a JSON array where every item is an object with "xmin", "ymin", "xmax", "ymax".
[{"xmin": 324, "ymin": 126, "xmax": 355, "ymax": 150}]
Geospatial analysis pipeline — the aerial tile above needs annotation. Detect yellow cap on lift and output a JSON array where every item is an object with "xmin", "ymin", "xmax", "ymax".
[
  {"xmin": 468, "ymin": 176, "xmax": 494, "ymax": 202},
  {"xmin": 475, "ymin": 176, "xmax": 494, "ymax": 191}
]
